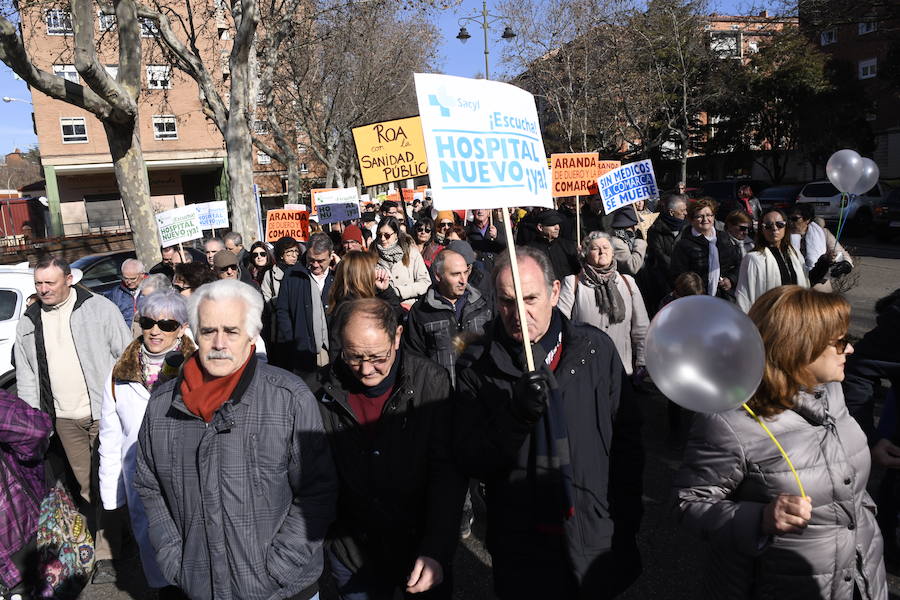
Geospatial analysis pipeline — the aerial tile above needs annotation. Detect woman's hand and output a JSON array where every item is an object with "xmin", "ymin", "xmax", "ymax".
[
  {"xmin": 719, "ymin": 277, "xmax": 732, "ymax": 292},
  {"xmin": 872, "ymin": 438, "xmax": 900, "ymax": 469},
  {"xmin": 374, "ymin": 267, "xmax": 391, "ymax": 291},
  {"xmin": 762, "ymin": 494, "xmax": 812, "ymax": 535}
]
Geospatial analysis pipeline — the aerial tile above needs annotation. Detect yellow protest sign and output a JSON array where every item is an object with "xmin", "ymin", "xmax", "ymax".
[
  {"xmin": 352, "ymin": 116, "xmax": 429, "ymax": 187},
  {"xmin": 266, "ymin": 210, "xmax": 309, "ymax": 242}
]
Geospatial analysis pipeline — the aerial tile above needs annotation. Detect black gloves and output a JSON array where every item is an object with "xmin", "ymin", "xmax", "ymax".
[
  {"xmin": 830, "ymin": 260, "xmax": 852, "ymax": 278},
  {"xmin": 511, "ymin": 368, "xmax": 556, "ymax": 425},
  {"xmin": 808, "ymin": 254, "xmax": 832, "ymax": 285}
]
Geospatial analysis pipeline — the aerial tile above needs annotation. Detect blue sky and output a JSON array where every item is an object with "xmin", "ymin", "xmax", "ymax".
[{"xmin": 0, "ymin": 0, "xmax": 762, "ymax": 156}]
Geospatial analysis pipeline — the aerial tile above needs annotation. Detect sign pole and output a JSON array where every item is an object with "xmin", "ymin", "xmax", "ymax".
[
  {"xmin": 575, "ymin": 195, "xmax": 581, "ymax": 248},
  {"xmin": 500, "ymin": 209, "xmax": 535, "ymax": 371},
  {"xmin": 177, "ymin": 242, "xmax": 186, "ymax": 263}
]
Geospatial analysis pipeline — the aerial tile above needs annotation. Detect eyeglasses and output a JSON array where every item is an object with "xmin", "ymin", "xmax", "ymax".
[
  {"xmin": 788, "ymin": 215, "xmax": 804, "ymax": 222},
  {"xmin": 252, "ymin": 251, "xmax": 268, "ymax": 257},
  {"xmin": 341, "ymin": 347, "xmax": 393, "ymax": 368},
  {"xmin": 283, "ymin": 249, "xmax": 300, "ymax": 256},
  {"xmin": 139, "ymin": 317, "xmax": 181, "ymax": 332},
  {"xmin": 173, "ymin": 284, "xmax": 191, "ymax": 293},
  {"xmin": 219, "ymin": 265, "xmax": 237, "ymax": 273},
  {"xmin": 833, "ymin": 337, "xmax": 851, "ymax": 354},
  {"xmin": 122, "ymin": 275, "xmax": 143, "ymax": 283},
  {"xmin": 439, "ymin": 222, "xmax": 453, "ymax": 228},
  {"xmin": 415, "ymin": 226, "xmax": 432, "ymax": 233},
  {"xmin": 693, "ymin": 214, "xmax": 714, "ymax": 221},
  {"xmin": 736, "ymin": 225, "xmax": 750, "ymax": 232},
  {"xmin": 378, "ymin": 231, "xmax": 396, "ymax": 240},
  {"xmin": 762, "ymin": 221, "xmax": 786, "ymax": 231}
]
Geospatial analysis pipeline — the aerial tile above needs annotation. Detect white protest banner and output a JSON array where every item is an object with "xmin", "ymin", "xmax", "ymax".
[
  {"xmin": 194, "ymin": 201, "xmax": 229, "ymax": 230},
  {"xmin": 315, "ymin": 187, "xmax": 361, "ymax": 225},
  {"xmin": 597, "ymin": 159, "xmax": 659, "ymax": 214},
  {"xmin": 414, "ymin": 73, "xmax": 553, "ymax": 211},
  {"xmin": 156, "ymin": 206, "xmax": 203, "ymax": 247}
]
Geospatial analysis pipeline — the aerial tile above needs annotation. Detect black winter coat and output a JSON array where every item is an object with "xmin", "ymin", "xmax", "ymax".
[
  {"xmin": 311, "ymin": 352, "xmax": 467, "ymax": 585},
  {"xmin": 636, "ymin": 217, "xmax": 682, "ymax": 314},
  {"xmin": 668, "ymin": 229, "xmax": 739, "ymax": 300},
  {"xmin": 527, "ymin": 237, "xmax": 581, "ymax": 282},
  {"xmin": 454, "ymin": 315, "xmax": 644, "ymax": 599}
]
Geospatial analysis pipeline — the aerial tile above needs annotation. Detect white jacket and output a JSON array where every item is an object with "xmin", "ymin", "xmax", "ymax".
[
  {"xmin": 735, "ymin": 246, "xmax": 809, "ymax": 312},
  {"xmin": 385, "ymin": 248, "xmax": 431, "ymax": 301},
  {"xmin": 557, "ymin": 272, "xmax": 649, "ymax": 375}
]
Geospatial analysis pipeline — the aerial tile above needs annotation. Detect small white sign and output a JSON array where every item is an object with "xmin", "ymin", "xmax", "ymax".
[
  {"xmin": 156, "ymin": 206, "xmax": 203, "ymax": 247},
  {"xmin": 414, "ymin": 73, "xmax": 552, "ymax": 211},
  {"xmin": 597, "ymin": 159, "xmax": 659, "ymax": 214},
  {"xmin": 315, "ymin": 188, "xmax": 361, "ymax": 225},
  {"xmin": 194, "ymin": 201, "xmax": 229, "ymax": 230}
]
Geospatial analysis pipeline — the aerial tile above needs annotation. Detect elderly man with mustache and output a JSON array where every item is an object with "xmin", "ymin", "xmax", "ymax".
[{"xmin": 134, "ymin": 279, "xmax": 338, "ymax": 600}]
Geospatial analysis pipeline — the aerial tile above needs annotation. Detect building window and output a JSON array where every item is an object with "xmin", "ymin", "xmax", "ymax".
[
  {"xmin": 300, "ymin": 163, "xmax": 309, "ymax": 173},
  {"xmin": 859, "ymin": 58, "xmax": 877, "ymax": 80},
  {"xmin": 859, "ymin": 21, "xmax": 877, "ymax": 35},
  {"xmin": 60, "ymin": 117, "xmax": 88, "ymax": 143},
  {"xmin": 152, "ymin": 115, "xmax": 178, "ymax": 140},
  {"xmin": 139, "ymin": 17, "xmax": 159, "ymax": 37},
  {"xmin": 105, "ymin": 65, "xmax": 119, "ymax": 79},
  {"xmin": 53, "ymin": 64, "xmax": 79, "ymax": 83},
  {"xmin": 46, "ymin": 10, "xmax": 73, "ymax": 35},
  {"xmin": 820, "ymin": 29, "xmax": 836, "ymax": 45},
  {"xmin": 710, "ymin": 32, "xmax": 740, "ymax": 59},
  {"xmin": 98, "ymin": 11, "xmax": 116, "ymax": 31},
  {"xmin": 253, "ymin": 120, "xmax": 269, "ymax": 135},
  {"xmin": 257, "ymin": 151, "xmax": 271, "ymax": 164},
  {"xmin": 146, "ymin": 65, "xmax": 172, "ymax": 89}
]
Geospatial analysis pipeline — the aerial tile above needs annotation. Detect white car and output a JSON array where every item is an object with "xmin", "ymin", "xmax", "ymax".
[
  {"xmin": 0, "ymin": 264, "xmax": 37, "ymax": 392},
  {"xmin": 795, "ymin": 180, "xmax": 892, "ymax": 235}
]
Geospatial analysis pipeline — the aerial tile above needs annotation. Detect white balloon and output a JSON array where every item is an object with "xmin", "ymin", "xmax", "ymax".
[
  {"xmin": 826, "ymin": 149, "xmax": 862, "ymax": 194},
  {"xmin": 848, "ymin": 157, "xmax": 880, "ymax": 196},
  {"xmin": 645, "ymin": 295, "xmax": 765, "ymax": 413}
]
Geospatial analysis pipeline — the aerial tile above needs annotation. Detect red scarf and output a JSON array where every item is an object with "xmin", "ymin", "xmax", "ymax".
[{"xmin": 179, "ymin": 350, "xmax": 253, "ymax": 422}]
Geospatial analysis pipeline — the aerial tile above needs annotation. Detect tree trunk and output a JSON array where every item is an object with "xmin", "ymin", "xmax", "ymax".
[
  {"xmin": 103, "ymin": 120, "xmax": 160, "ymax": 266},
  {"xmin": 286, "ymin": 160, "xmax": 299, "ymax": 205},
  {"xmin": 226, "ymin": 118, "xmax": 260, "ymax": 242}
]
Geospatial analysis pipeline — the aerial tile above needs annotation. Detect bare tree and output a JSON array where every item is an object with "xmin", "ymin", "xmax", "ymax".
[{"xmin": 0, "ymin": 0, "xmax": 160, "ymax": 264}]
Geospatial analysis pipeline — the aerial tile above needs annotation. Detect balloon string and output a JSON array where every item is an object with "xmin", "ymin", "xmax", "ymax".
[
  {"xmin": 835, "ymin": 192, "xmax": 848, "ymax": 242},
  {"xmin": 741, "ymin": 403, "xmax": 807, "ymax": 498}
]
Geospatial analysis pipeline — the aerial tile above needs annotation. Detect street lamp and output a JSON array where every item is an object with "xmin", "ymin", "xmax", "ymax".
[
  {"xmin": 2, "ymin": 96, "xmax": 32, "ymax": 104},
  {"xmin": 455, "ymin": 0, "xmax": 516, "ymax": 81}
]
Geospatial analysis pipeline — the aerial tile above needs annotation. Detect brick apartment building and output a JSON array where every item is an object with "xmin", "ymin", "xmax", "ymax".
[{"xmin": 19, "ymin": 4, "xmax": 323, "ymax": 238}]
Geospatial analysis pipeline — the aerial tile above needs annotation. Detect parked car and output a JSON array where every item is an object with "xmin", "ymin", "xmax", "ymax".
[
  {"xmin": 700, "ymin": 179, "xmax": 768, "ymax": 216},
  {"xmin": 71, "ymin": 246, "xmax": 206, "ymax": 293},
  {"xmin": 0, "ymin": 264, "xmax": 37, "ymax": 392},
  {"xmin": 795, "ymin": 180, "xmax": 893, "ymax": 236},
  {"xmin": 874, "ymin": 186, "xmax": 900, "ymax": 242},
  {"xmin": 758, "ymin": 184, "xmax": 804, "ymax": 213}
]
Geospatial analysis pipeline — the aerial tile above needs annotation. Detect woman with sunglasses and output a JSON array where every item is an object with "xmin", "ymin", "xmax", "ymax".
[
  {"xmin": 735, "ymin": 209, "xmax": 809, "ymax": 312},
  {"xmin": 371, "ymin": 216, "xmax": 430, "ymax": 304},
  {"xmin": 246, "ymin": 241, "xmax": 274, "ymax": 285},
  {"xmin": 669, "ymin": 197, "xmax": 740, "ymax": 301},
  {"xmin": 99, "ymin": 291, "xmax": 195, "ymax": 596},
  {"xmin": 412, "ymin": 217, "xmax": 443, "ymax": 268},
  {"xmin": 724, "ymin": 210, "xmax": 755, "ymax": 259},
  {"xmin": 676, "ymin": 286, "xmax": 886, "ymax": 600}
]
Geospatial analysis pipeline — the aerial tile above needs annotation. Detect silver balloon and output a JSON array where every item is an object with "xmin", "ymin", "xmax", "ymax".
[
  {"xmin": 848, "ymin": 157, "xmax": 880, "ymax": 196},
  {"xmin": 826, "ymin": 149, "xmax": 863, "ymax": 194},
  {"xmin": 645, "ymin": 295, "xmax": 765, "ymax": 413}
]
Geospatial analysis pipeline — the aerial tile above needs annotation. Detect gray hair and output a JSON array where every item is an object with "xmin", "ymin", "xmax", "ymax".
[
  {"xmin": 139, "ymin": 273, "xmax": 173, "ymax": 295},
  {"xmin": 140, "ymin": 290, "xmax": 188, "ymax": 324},
  {"xmin": 121, "ymin": 258, "xmax": 146, "ymax": 274},
  {"xmin": 492, "ymin": 245, "xmax": 556, "ymax": 293},
  {"xmin": 204, "ymin": 237, "xmax": 224, "ymax": 250},
  {"xmin": 187, "ymin": 279, "xmax": 263, "ymax": 339},
  {"xmin": 432, "ymin": 249, "xmax": 462, "ymax": 278},
  {"xmin": 307, "ymin": 232, "xmax": 333, "ymax": 255},
  {"xmin": 223, "ymin": 231, "xmax": 243, "ymax": 246},
  {"xmin": 663, "ymin": 194, "xmax": 687, "ymax": 213},
  {"xmin": 579, "ymin": 230, "xmax": 612, "ymax": 261}
]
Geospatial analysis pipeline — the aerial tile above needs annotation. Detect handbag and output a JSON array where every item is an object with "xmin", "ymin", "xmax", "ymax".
[{"xmin": 35, "ymin": 482, "xmax": 95, "ymax": 598}]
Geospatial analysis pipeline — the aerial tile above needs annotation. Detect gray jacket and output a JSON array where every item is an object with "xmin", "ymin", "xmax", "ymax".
[
  {"xmin": 14, "ymin": 286, "xmax": 132, "ymax": 418},
  {"xmin": 134, "ymin": 357, "xmax": 338, "ymax": 600},
  {"xmin": 675, "ymin": 382, "xmax": 887, "ymax": 599}
]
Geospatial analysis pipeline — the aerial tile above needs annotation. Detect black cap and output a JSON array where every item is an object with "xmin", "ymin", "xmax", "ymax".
[
  {"xmin": 611, "ymin": 207, "xmax": 639, "ymax": 229},
  {"xmin": 537, "ymin": 209, "xmax": 565, "ymax": 226}
]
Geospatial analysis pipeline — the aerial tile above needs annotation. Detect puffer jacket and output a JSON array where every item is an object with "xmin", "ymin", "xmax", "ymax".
[
  {"xmin": 675, "ymin": 382, "xmax": 887, "ymax": 599},
  {"xmin": 103, "ymin": 283, "xmax": 139, "ymax": 326},
  {"xmin": 402, "ymin": 285, "xmax": 492, "ymax": 387},
  {"xmin": 134, "ymin": 356, "xmax": 338, "ymax": 600}
]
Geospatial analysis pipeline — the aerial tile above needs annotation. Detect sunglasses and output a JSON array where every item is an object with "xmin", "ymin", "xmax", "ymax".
[
  {"xmin": 219, "ymin": 264, "xmax": 238, "ymax": 272},
  {"xmin": 833, "ymin": 337, "xmax": 851, "ymax": 354},
  {"xmin": 252, "ymin": 251, "xmax": 268, "ymax": 257},
  {"xmin": 762, "ymin": 221, "xmax": 786, "ymax": 231},
  {"xmin": 378, "ymin": 231, "xmax": 396, "ymax": 240},
  {"xmin": 439, "ymin": 222, "xmax": 453, "ymax": 228},
  {"xmin": 416, "ymin": 226, "xmax": 432, "ymax": 233},
  {"xmin": 736, "ymin": 225, "xmax": 750, "ymax": 232},
  {"xmin": 172, "ymin": 284, "xmax": 190, "ymax": 293},
  {"xmin": 139, "ymin": 317, "xmax": 181, "ymax": 332}
]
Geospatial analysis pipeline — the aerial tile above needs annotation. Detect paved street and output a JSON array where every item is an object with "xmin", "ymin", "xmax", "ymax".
[{"xmin": 78, "ymin": 235, "xmax": 900, "ymax": 600}]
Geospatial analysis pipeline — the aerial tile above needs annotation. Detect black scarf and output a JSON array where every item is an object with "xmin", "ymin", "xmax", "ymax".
[
  {"xmin": 660, "ymin": 212, "xmax": 685, "ymax": 233},
  {"xmin": 769, "ymin": 245, "xmax": 798, "ymax": 286},
  {"xmin": 339, "ymin": 348, "xmax": 401, "ymax": 398}
]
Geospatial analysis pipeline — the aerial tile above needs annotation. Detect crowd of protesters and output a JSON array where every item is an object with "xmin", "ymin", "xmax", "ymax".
[{"xmin": 0, "ymin": 188, "xmax": 894, "ymax": 600}]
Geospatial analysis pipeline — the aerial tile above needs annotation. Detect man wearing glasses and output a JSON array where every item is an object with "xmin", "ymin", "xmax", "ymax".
[
  {"xmin": 104, "ymin": 258, "xmax": 146, "ymax": 326},
  {"xmin": 312, "ymin": 298, "xmax": 467, "ymax": 599}
]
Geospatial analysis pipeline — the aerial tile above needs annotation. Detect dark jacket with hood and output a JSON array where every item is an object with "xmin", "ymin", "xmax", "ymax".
[
  {"xmin": 311, "ymin": 351, "xmax": 467, "ymax": 585},
  {"xmin": 453, "ymin": 314, "xmax": 644, "ymax": 599}
]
